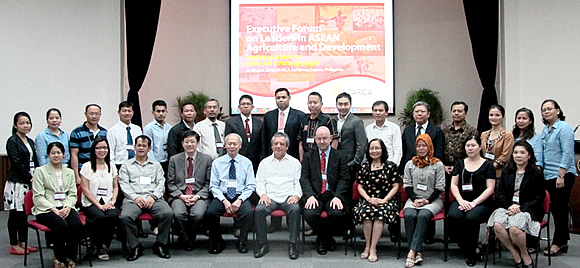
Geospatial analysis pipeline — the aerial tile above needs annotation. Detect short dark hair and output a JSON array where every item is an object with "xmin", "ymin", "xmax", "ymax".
[
  {"xmin": 85, "ymin": 104, "xmax": 101, "ymax": 112},
  {"xmin": 336, "ymin": 92, "xmax": 352, "ymax": 103},
  {"xmin": 90, "ymin": 136, "xmax": 111, "ymax": 172},
  {"xmin": 372, "ymin": 101, "xmax": 389, "ymax": 111},
  {"xmin": 512, "ymin": 107, "xmax": 535, "ymax": 140},
  {"xmin": 135, "ymin": 135, "xmax": 152, "ymax": 146},
  {"xmin": 451, "ymin": 101, "xmax": 468, "ymax": 113},
  {"xmin": 463, "ymin": 134, "xmax": 483, "ymax": 157},
  {"xmin": 365, "ymin": 138, "xmax": 389, "ymax": 164},
  {"xmin": 152, "ymin": 100, "xmax": 167, "ymax": 111},
  {"xmin": 488, "ymin": 104, "xmax": 505, "ymax": 116},
  {"xmin": 181, "ymin": 102, "xmax": 195, "ymax": 112},
  {"xmin": 239, "ymin": 94, "xmax": 253, "ymax": 104},
  {"xmin": 275, "ymin": 88, "xmax": 290, "ymax": 96},
  {"xmin": 46, "ymin": 108, "xmax": 62, "ymax": 120},
  {"xmin": 308, "ymin": 92, "xmax": 322, "ymax": 102},
  {"xmin": 12, "ymin": 111, "xmax": 32, "ymax": 135},
  {"xmin": 205, "ymin": 98, "xmax": 220, "ymax": 107},
  {"xmin": 181, "ymin": 130, "xmax": 200, "ymax": 142},
  {"xmin": 47, "ymin": 142, "xmax": 66, "ymax": 156},
  {"xmin": 541, "ymin": 99, "xmax": 566, "ymax": 124},
  {"xmin": 118, "ymin": 101, "xmax": 133, "ymax": 111}
]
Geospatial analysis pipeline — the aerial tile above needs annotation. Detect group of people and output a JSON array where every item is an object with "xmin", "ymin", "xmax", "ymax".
[{"xmin": 3, "ymin": 87, "xmax": 576, "ymax": 268}]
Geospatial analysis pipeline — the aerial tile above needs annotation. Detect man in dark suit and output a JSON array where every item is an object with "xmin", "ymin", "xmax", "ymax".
[
  {"xmin": 225, "ymin": 94, "xmax": 263, "ymax": 173},
  {"xmin": 167, "ymin": 102, "xmax": 197, "ymax": 159},
  {"xmin": 332, "ymin": 92, "xmax": 367, "ymax": 180},
  {"xmin": 400, "ymin": 101, "xmax": 445, "ymax": 244},
  {"xmin": 166, "ymin": 130, "xmax": 212, "ymax": 251},
  {"xmin": 262, "ymin": 88, "xmax": 305, "ymax": 160},
  {"xmin": 301, "ymin": 126, "xmax": 349, "ymax": 255}
]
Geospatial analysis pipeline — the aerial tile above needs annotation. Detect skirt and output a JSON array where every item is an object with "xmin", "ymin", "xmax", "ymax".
[
  {"xmin": 487, "ymin": 208, "xmax": 540, "ymax": 237},
  {"xmin": 3, "ymin": 181, "xmax": 29, "ymax": 211}
]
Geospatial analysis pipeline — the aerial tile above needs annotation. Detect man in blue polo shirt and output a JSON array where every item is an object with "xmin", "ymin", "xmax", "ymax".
[{"xmin": 70, "ymin": 104, "xmax": 107, "ymax": 184}]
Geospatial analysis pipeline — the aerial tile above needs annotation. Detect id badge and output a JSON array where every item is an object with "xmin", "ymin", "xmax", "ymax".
[
  {"xmin": 126, "ymin": 144, "xmax": 135, "ymax": 151},
  {"xmin": 462, "ymin": 184, "xmax": 473, "ymax": 192},
  {"xmin": 139, "ymin": 176, "xmax": 152, "ymax": 185},
  {"xmin": 484, "ymin": 153, "xmax": 495, "ymax": 160},
  {"xmin": 306, "ymin": 137, "xmax": 315, "ymax": 144},
  {"xmin": 216, "ymin": 142, "xmax": 224, "ymax": 148},
  {"xmin": 54, "ymin": 192, "xmax": 66, "ymax": 201},
  {"xmin": 321, "ymin": 174, "xmax": 327, "ymax": 180},
  {"xmin": 416, "ymin": 183, "xmax": 428, "ymax": 192},
  {"xmin": 185, "ymin": 178, "xmax": 195, "ymax": 184},
  {"xmin": 278, "ymin": 128, "xmax": 284, "ymax": 133},
  {"xmin": 96, "ymin": 187, "xmax": 108, "ymax": 196},
  {"xmin": 227, "ymin": 180, "xmax": 237, "ymax": 188},
  {"xmin": 512, "ymin": 196, "xmax": 520, "ymax": 204}
]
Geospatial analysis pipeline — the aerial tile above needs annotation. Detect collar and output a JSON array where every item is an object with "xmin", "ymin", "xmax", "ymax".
[
  {"xmin": 415, "ymin": 121, "xmax": 429, "ymax": 130},
  {"xmin": 338, "ymin": 112, "xmax": 350, "ymax": 121},
  {"xmin": 279, "ymin": 107, "xmax": 290, "ymax": 115},
  {"xmin": 271, "ymin": 153, "xmax": 290, "ymax": 162},
  {"xmin": 154, "ymin": 120, "xmax": 166, "ymax": 128},
  {"xmin": 182, "ymin": 120, "xmax": 194, "ymax": 129},
  {"xmin": 448, "ymin": 121, "xmax": 468, "ymax": 131},
  {"xmin": 372, "ymin": 120, "xmax": 390, "ymax": 129},
  {"xmin": 131, "ymin": 157, "xmax": 153, "ymax": 166},
  {"xmin": 118, "ymin": 121, "xmax": 131, "ymax": 127},
  {"xmin": 185, "ymin": 151, "xmax": 197, "ymax": 159},
  {"xmin": 240, "ymin": 114, "xmax": 251, "ymax": 123},
  {"xmin": 318, "ymin": 147, "xmax": 331, "ymax": 157},
  {"xmin": 44, "ymin": 127, "xmax": 64, "ymax": 136},
  {"xmin": 82, "ymin": 121, "xmax": 105, "ymax": 132}
]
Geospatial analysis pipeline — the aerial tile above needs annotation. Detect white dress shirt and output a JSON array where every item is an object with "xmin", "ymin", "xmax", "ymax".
[
  {"xmin": 256, "ymin": 153, "xmax": 302, "ymax": 203},
  {"xmin": 107, "ymin": 121, "xmax": 143, "ymax": 165},
  {"xmin": 337, "ymin": 112, "xmax": 350, "ymax": 135},
  {"xmin": 193, "ymin": 118, "xmax": 225, "ymax": 160},
  {"xmin": 365, "ymin": 120, "xmax": 403, "ymax": 166},
  {"xmin": 240, "ymin": 114, "xmax": 253, "ymax": 141}
]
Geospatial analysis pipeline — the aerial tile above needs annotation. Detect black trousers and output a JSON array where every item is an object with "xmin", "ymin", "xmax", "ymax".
[
  {"xmin": 205, "ymin": 198, "xmax": 253, "ymax": 243},
  {"xmin": 544, "ymin": 173, "xmax": 575, "ymax": 246},
  {"xmin": 35, "ymin": 210, "xmax": 82, "ymax": 263},
  {"xmin": 448, "ymin": 201, "xmax": 491, "ymax": 259},
  {"xmin": 81, "ymin": 205, "xmax": 119, "ymax": 248},
  {"xmin": 303, "ymin": 192, "xmax": 344, "ymax": 242},
  {"xmin": 8, "ymin": 210, "xmax": 27, "ymax": 245}
]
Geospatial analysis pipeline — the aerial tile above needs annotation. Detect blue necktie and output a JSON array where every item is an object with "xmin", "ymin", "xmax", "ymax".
[
  {"xmin": 227, "ymin": 159, "xmax": 237, "ymax": 199},
  {"xmin": 126, "ymin": 126, "xmax": 135, "ymax": 159}
]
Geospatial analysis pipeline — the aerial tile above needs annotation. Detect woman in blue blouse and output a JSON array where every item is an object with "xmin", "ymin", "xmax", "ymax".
[
  {"xmin": 35, "ymin": 108, "xmax": 70, "ymax": 166},
  {"xmin": 512, "ymin": 107, "xmax": 542, "ymax": 167},
  {"xmin": 540, "ymin": 99, "xmax": 577, "ymax": 256}
]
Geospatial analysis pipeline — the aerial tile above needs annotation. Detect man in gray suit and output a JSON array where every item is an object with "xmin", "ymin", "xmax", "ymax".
[
  {"xmin": 333, "ymin": 92, "xmax": 367, "ymax": 182},
  {"xmin": 166, "ymin": 130, "xmax": 212, "ymax": 251}
]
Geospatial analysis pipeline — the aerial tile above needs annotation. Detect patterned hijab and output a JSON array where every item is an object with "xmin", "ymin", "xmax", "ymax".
[{"xmin": 412, "ymin": 134, "xmax": 441, "ymax": 168}]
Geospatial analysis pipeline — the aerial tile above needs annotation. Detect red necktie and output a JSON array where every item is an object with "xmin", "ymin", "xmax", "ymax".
[
  {"xmin": 245, "ymin": 118, "xmax": 251, "ymax": 140},
  {"xmin": 278, "ymin": 111, "xmax": 285, "ymax": 130},
  {"xmin": 185, "ymin": 156, "xmax": 194, "ymax": 195},
  {"xmin": 320, "ymin": 151, "xmax": 326, "ymax": 194}
]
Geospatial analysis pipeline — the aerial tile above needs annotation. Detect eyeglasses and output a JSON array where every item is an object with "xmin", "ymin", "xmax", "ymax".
[
  {"xmin": 541, "ymin": 107, "xmax": 555, "ymax": 113},
  {"xmin": 87, "ymin": 113, "xmax": 101, "ymax": 117}
]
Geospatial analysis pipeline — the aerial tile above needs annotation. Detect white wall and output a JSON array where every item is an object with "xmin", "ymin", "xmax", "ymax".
[
  {"xmin": 502, "ymin": 0, "xmax": 580, "ymax": 138},
  {"xmin": 0, "ymin": 0, "xmax": 122, "ymax": 154}
]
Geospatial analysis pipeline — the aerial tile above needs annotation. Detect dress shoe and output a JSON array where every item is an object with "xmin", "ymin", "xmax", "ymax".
[
  {"xmin": 288, "ymin": 243, "xmax": 298, "ymax": 260},
  {"xmin": 253, "ymin": 243, "xmax": 269, "ymax": 258},
  {"xmin": 184, "ymin": 241, "xmax": 195, "ymax": 251},
  {"xmin": 236, "ymin": 240, "xmax": 248, "ymax": 253},
  {"xmin": 521, "ymin": 260, "xmax": 533, "ymax": 268},
  {"xmin": 152, "ymin": 242, "xmax": 170, "ymax": 259},
  {"xmin": 233, "ymin": 228, "xmax": 241, "ymax": 238},
  {"xmin": 326, "ymin": 237, "xmax": 337, "ymax": 252},
  {"xmin": 317, "ymin": 243, "xmax": 327, "ymax": 255},
  {"xmin": 126, "ymin": 244, "xmax": 144, "ymax": 261},
  {"xmin": 466, "ymin": 258, "xmax": 477, "ymax": 267},
  {"xmin": 390, "ymin": 234, "xmax": 398, "ymax": 243},
  {"xmin": 208, "ymin": 237, "xmax": 225, "ymax": 254}
]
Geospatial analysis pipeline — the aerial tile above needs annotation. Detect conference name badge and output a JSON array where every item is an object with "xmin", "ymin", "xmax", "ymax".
[
  {"xmin": 462, "ymin": 184, "xmax": 473, "ymax": 192},
  {"xmin": 321, "ymin": 174, "xmax": 327, "ymax": 181},
  {"xmin": 96, "ymin": 187, "xmax": 108, "ymax": 196},
  {"xmin": 185, "ymin": 178, "xmax": 195, "ymax": 184},
  {"xmin": 484, "ymin": 153, "xmax": 495, "ymax": 161},
  {"xmin": 216, "ymin": 142, "xmax": 224, "ymax": 149},
  {"xmin": 227, "ymin": 180, "xmax": 237, "ymax": 188},
  {"xmin": 126, "ymin": 144, "xmax": 135, "ymax": 151},
  {"xmin": 139, "ymin": 176, "xmax": 152, "ymax": 185},
  {"xmin": 512, "ymin": 196, "xmax": 520, "ymax": 204},
  {"xmin": 307, "ymin": 137, "xmax": 315, "ymax": 144},
  {"xmin": 54, "ymin": 192, "xmax": 66, "ymax": 201},
  {"xmin": 416, "ymin": 183, "xmax": 428, "ymax": 192}
]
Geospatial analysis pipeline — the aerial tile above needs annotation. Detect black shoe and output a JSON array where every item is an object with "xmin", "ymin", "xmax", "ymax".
[
  {"xmin": 317, "ymin": 243, "xmax": 327, "ymax": 255},
  {"xmin": 253, "ymin": 243, "xmax": 269, "ymax": 258},
  {"xmin": 137, "ymin": 229, "xmax": 148, "ymax": 238},
  {"xmin": 209, "ymin": 237, "xmax": 225, "ymax": 254},
  {"xmin": 288, "ymin": 243, "xmax": 298, "ymax": 260},
  {"xmin": 126, "ymin": 244, "xmax": 144, "ymax": 261},
  {"xmin": 184, "ymin": 241, "xmax": 195, "ymax": 251},
  {"xmin": 152, "ymin": 242, "xmax": 170, "ymax": 259},
  {"xmin": 390, "ymin": 234, "xmax": 398, "ymax": 243},
  {"xmin": 466, "ymin": 258, "xmax": 477, "ymax": 267},
  {"xmin": 236, "ymin": 240, "xmax": 248, "ymax": 254},
  {"xmin": 521, "ymin": 260, "xmax": 533, "ymax": 268},
  {"xmin": 326, "ymin": 237, "xmax": 337, "ymax": 252}
]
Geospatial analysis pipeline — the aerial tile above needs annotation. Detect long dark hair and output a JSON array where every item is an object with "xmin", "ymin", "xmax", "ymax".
[
  {"xmin": 541, "ymin": 99, "xmax": 566, "ymax": 125},
  {"xmin": 505, "ymin": 140, "xmax": 539, "ymax": 175},
  {"xmin": 89, "ymin": 136, "xmax": 111, "ymax": 173},
  {"xmin": 12, "ymin": 111, "xmax": 32, "ymax": 135},
  {"xmin": 365, "ymin": 138, "xmax": 389, "ymax": 164},
  {"xmin": 512, "ymin": 107, "xmax": 535, "ymax": 140}
]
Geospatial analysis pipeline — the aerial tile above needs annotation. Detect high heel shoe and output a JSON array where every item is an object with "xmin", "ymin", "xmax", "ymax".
[{"xmin": 543, "ymin": 244, "xmax": 568, "ymax": 256}]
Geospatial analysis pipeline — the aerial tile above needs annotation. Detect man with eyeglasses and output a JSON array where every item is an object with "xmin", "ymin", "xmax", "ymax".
[{"xmin": 70, "ymin": 104, "xmax": 108, "ymax": 184}]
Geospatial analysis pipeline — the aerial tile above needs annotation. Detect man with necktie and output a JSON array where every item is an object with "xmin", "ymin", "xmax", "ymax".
[
  {"xmin": 205, "ymin": 133, "xmax": 256, "ymax": 254},
  {"xmin": 107, "ymin": 101, "xmax": 143, "ymax": 171},
  {"xmin": 301, "ymin": 126, "xmax": 349, "ymax": 255},
  {"xmin": 193, "ymin": 99, "xmax": 226, "ymax": 160},
  {"xmin": 166, "ymin": 130, "xmax": 212, "ymax": 251}
]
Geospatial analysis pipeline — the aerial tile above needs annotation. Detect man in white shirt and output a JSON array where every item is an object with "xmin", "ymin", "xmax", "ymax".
[
  {"xmin": 365, "ymin": 100, "xmax": 402, "ymax": 166},
  {"xmin": 143, "ymin": 100, "xmax": 172, "ymax": 175},
  {"xmin": 193, "ymin": 99, "xmax": 225, "ymax": 160},
  {"xmin": 254, "ymin": 132, "xmax": 302, "ymax": 259},
  {"xmin": 107, "ymin": 101, "xmax": 143, "ymax": 170}
]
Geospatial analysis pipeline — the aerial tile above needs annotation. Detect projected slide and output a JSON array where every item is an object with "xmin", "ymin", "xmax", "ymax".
[{"xmin": 231, "ymin": 0, "xmax": 394, "ymax": 114}]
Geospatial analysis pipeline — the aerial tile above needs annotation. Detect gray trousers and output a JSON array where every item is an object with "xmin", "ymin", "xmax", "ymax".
[
  {"xmin": 120, "ymin": 200, "xmax": 173, "ymax": 249},
  {"xmin": 170, "ymin": 198, "xmax": 208, "ymax": 241},
  {"xmin": 404, "ymin": 208, "xmax": 433, "ymax": 252},
  {"xmin": 255, "ymin": 200, "xmax": 301, "ymax": 244}
]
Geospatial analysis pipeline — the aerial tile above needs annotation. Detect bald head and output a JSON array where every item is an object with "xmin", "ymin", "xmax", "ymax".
[{"xmin": 315, "ymin": 126, "xmax": 331, "ymax": 151}]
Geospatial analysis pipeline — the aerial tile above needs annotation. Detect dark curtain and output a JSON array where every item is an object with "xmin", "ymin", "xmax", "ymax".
[
  {"xmin": 125, "ymin": 0, "xmax": 162, "ymax": 127},
  {"xmin": 463, "ymin": 0, "xmax": 499, "ymax": 134}
]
